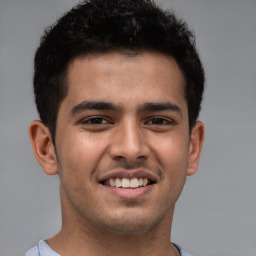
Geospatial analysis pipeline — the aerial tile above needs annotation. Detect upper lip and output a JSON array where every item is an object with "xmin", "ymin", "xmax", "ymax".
[{"xmin": 98, "ymin": 169, "xmax": 159, "ymax": 183}]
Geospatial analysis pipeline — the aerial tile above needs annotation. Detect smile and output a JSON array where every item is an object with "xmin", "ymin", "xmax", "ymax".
[{"xmin": 102, "ymin": 177, "xmax": 154, "ymax": 188}]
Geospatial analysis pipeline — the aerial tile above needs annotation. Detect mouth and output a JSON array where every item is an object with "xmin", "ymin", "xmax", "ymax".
[{"xmin": 101, "ymin": 177, "xmax": 155, "ymax": 189}]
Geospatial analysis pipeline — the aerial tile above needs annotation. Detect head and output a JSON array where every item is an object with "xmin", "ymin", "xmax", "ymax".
[
  {"xmin": 34, "ymin": 0, "xmax": 204, "ymax": 143},
  {"xmin": 29, "ymin": 0, "xmax": 205, "ymax": 236}
]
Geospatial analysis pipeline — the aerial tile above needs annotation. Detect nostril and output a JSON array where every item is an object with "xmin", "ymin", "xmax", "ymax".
[
  {"xmin": 113, "ymin": 155, "xmax": 125, "ymax": 161},
  {"xmin": 112, "ymin": 155, "xmax": 148, "ymax": 163},
  {"xmin": 137, "ymin": 155, "xmax": 148, "ymax": 160}
]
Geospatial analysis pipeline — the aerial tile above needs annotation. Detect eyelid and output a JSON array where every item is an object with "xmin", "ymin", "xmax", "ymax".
[
  {"xmin": 80, "ymin": 116, "xmax": 113, "ymax": 125},
  {"xmin": 145, "ymin": 116, "xmax": 175, "ymax": 125}
]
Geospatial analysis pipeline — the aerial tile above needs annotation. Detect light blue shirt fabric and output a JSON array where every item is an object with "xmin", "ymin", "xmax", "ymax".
[
  {"xmin": 25, "ymin": 240, "xmax": 193, "ymax": 256},
  {"xmin": 25, "ymin": 241, "xmax": 60, "ymax": 256}
]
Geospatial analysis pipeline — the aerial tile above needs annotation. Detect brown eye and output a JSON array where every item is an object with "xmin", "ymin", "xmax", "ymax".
[
  {"xmin": 147, "ymin": 118, "xmax": 171, "ymax": 125},
  {"xmin": 88, "ymin": 117, "xmax": 104, "ymax": 124},
  {"xmin": 151, "ymin": 118, "xmax": 165, "ymax": 124},
  {"xmin": 82, "ymin": 117, "xmax": 110, "ymax": 125}
]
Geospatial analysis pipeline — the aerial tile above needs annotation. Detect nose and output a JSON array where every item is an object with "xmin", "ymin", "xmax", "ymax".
[{"xmin": 109, "ymin": 120, "xmax": 150, "ymax": 163}]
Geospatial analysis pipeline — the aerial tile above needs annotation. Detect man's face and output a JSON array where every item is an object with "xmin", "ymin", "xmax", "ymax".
[{"xmin": 55, "ymin": 52, "xmax": 192, "ymax": 233}]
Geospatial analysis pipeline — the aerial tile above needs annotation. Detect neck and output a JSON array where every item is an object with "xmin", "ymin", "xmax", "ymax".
[
  {"xmin": 47, "ymin": 212, "xmax": 180, "ymax": 256},
  {"xmin": 47, "ymin": 188, "xmax": 180, "ymax": 256},
  {"xmin": 47, "ymin": 224, "xmax": 179, "ymax": 256}
]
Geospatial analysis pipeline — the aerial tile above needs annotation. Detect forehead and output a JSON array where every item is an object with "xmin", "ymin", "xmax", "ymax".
[{"xmin": 64, "ymin": 51, "xmax": 186, "ymax": 110}]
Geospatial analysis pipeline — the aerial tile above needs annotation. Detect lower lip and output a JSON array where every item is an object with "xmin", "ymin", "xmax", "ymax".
[{"xmin": 102, "ymin": 185, "xmax": 154, "ymax": 199}]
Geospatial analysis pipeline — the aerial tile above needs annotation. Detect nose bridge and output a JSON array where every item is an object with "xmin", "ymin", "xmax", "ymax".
[{"xmin": 109, "ymin": 117, "xmax": 149, "ymax": 162}]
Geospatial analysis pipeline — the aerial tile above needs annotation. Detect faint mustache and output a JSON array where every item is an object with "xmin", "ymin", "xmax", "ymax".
[{"xmin": 107, "ymin": 162, "xmax": 162, "ymax": 178}]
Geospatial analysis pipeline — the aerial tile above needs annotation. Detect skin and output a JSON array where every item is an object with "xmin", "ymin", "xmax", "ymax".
[{"xmin": 29, "ymin": 52, "xmax": 204, "ymax": 256}]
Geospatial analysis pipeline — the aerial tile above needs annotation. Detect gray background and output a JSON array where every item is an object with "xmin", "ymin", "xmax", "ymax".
[{"xmin": 0, "ymin": 0, "xmax": 255, "ymax": 255}]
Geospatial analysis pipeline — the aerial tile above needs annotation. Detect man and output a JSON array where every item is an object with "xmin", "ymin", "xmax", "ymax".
[{"xmin": 26, "ymin": 0, "xmax": 205, "ymax": 255}]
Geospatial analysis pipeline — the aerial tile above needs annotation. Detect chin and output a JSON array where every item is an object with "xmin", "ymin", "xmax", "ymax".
[
  {"xmin": 106, "ymin": 220, "xmax": 154, "ymax": 234},
  {"xmin": 99, "ymin": 209, "xmax": 164, "ymax": 234}
]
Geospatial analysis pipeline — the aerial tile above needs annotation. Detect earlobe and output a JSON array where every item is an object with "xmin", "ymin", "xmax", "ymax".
[
  {"xmin": 187, "ymin": 121, "xmax": 205, "ymax": 176},
  {"xmin": 29, "ymin": 120, "xmax": 58, "ymax": 175}
]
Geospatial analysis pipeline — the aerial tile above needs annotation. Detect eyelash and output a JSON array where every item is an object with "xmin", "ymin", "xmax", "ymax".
[
  {"xmin": 80, "ymin": 116, "xmax": 173, "ymax": 126},
  {"xmin": 81, "ymin": 116, "xmax": 111, "ymax": 125},
  {"xmin": 145, "ymin": 117, "xmax": 173, "ymax": 125}
]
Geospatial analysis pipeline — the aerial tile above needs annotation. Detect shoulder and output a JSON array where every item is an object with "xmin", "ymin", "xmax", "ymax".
[
  {"xmin": 25, "ymin": 240, "xmax": 60, "ymax": 256},
  {"xmin": 173, "ymin": 243, "xmax": 193, "ymax": 256},
  {"xmin": 25, "ymin": 244, "xmax": 39, "ymax": 256}
]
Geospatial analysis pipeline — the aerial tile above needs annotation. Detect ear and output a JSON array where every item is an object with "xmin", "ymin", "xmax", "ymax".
[
  {"xmin": 29, "ymin": 120, "xmax": 58, "ymax": 175},
  {"xmin": 187, "ymin": 121, "xmax": 205, "ymax": 176}
]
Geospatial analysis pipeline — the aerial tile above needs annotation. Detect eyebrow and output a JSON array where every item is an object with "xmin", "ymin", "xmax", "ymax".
[
  {"xmin": 70, "ymin": 100, "xmax": 182, "ymax": 117},
  {"xmin": 70, "ymin": 101, "xmax": 121, "ymax": 116},
  {"xmin": 138, "ymin": 102, "xmax": 182, "ymax": 113}
]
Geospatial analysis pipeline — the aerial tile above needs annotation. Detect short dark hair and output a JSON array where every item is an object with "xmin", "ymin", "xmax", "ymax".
[{"xmin": 34, "ymin": 0, "xmax": 205, "ymax": 142}]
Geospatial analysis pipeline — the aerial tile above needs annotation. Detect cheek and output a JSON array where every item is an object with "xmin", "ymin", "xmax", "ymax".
[
  {"xmin": 56, "ymin": 131, "xmax": 105, "ymax": 187},
  {"xmin": 150, "ymin": 133, "xmax": 189, "ymax": 173},
  {"xmin": 157, "ymin": 138, "xmax": 189, "ymax": 198}
]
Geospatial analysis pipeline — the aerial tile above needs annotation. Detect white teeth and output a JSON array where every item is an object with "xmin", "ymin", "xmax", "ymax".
[
  {"xmin": 130, "ymin": 178, "xmax": 139, "ymax": 188},
  {"xmin": 115, "ymin": 177, "xmax": 122, "ymax": 187},
  {"xmin": 122, "ymin": 178, "xmax": 130, "ymax": 188},
  {"xmin": 110, "ymin": 178, "xmax": 115, "ymax": 187},
  {"xmin": 105, "ymin": 177, "xmax": 151, "ymax": 188},
  {"xmin": 143, "ymin": 178, "xmax": 148, "ymax": 186}
]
